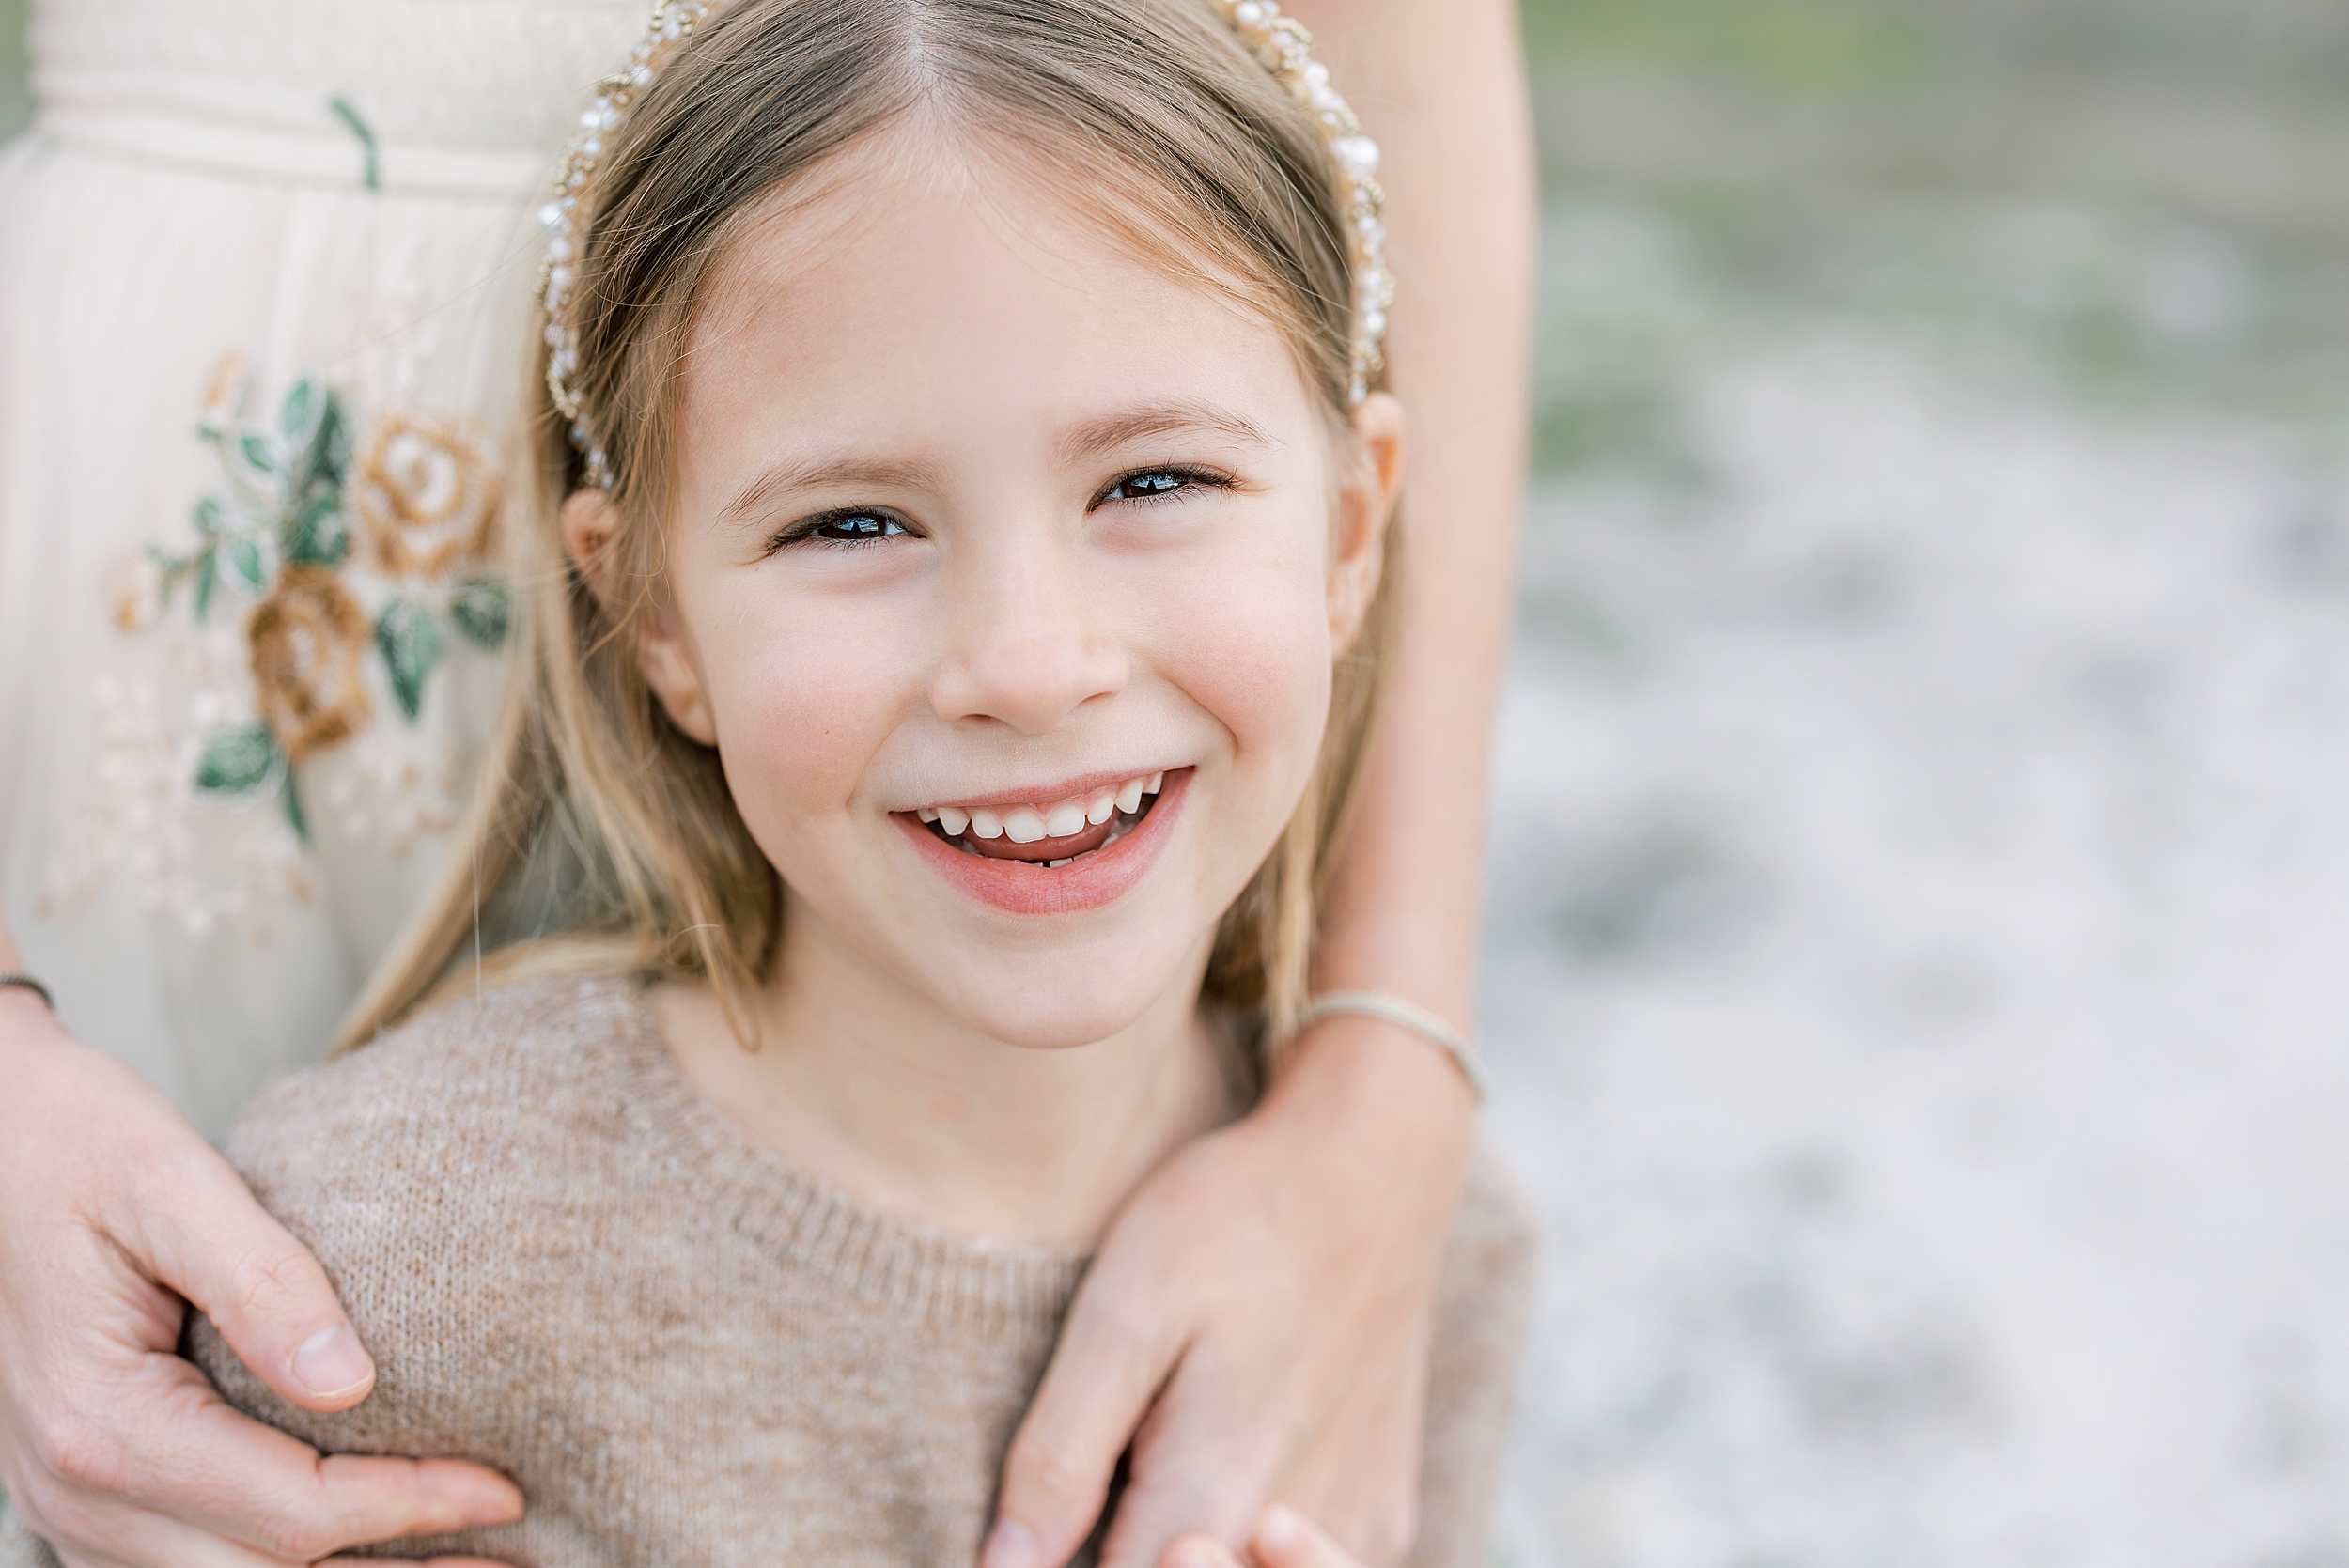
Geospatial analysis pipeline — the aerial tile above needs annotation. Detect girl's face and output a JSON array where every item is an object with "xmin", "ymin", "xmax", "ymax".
[{"xmin": 576, "ymin": 138, "xmax": 1397, "ymax": 1048}]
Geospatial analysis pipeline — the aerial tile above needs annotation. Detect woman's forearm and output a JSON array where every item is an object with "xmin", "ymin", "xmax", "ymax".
[
  {"xmin": 898, "ymin": 13, "xmax": 1538, "ymax": 1565},
  {"xmin": 1293, "ymin": 0, "xmax": 1536, "ymax": 1033}
]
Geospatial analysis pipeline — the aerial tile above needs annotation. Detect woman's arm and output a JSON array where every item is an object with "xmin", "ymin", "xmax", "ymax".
[
  {"xmin": 0, "ymin": 906, "xmax": 522, "ymax": 1567},
  {"xmin": 985, "ymin": 0, "xmax": 1536, "ymax": 1563}
]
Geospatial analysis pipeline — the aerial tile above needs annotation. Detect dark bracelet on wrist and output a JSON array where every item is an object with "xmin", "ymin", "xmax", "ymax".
[{"xmin": 0, "ymin": 973, "xmax": 55, "ymax": 1012}]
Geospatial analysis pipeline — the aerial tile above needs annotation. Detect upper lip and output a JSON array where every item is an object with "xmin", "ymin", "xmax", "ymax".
[{"xmin": 895, "ymin": 767, "xmax": 1178, "ymax": 815}]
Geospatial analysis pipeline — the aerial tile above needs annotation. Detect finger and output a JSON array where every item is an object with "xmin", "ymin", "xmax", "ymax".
[
  {"xmin": 322, "ymin": 1560, "xmax": 521, "ymax": 1567},
  {"xmin": 985, "ymin": 1280, "xmax": 1186, "ymax": 1568},
  {"xmin": 303, "ymin": 1454, "xmax": 526, "ymax": 1554},
  {"xmin": 106, "ymin": 1369, "xmax": 520, "ymax": 1560},
  {"xmin": 1251, "ymin": 1507, "xmax": 1361, "ymax": 1568},
  {"xmin": 115, "ymin": 1138, "xmax": 377, "ymax": 1413},
  {"xmin": 1092, "ymin": 1382, "xmax": 1281, "ymax": 1568},
  {"xmin": 1159, "ymin": 1534, "xmax": 1243, "ymax": 1568},
  {"xmin": 48, "ymin": 1514, "xmax": 297, "ymax": 1568},
  {"xmin": 39, "ymin": 1493, "xmax": 436, "ymax": 1568}
]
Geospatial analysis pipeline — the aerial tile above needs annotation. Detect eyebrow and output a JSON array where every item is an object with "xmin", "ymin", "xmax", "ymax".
[
  {"xmin": 1055, "ymin": 400, "xmax": 1275, "ymax": 466},
  {"xmin": 711, "ymin": 454, "xmax": 943, "ymax": 537},
  {"xmin": 709, "ymin": 400, "xmax": 1274, "ymax": 536}
]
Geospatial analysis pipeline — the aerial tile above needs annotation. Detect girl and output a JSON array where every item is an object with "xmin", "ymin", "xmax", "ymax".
[
  {"xmin": 0, "ymin": 0, "xmax": 1532, "ymax": 1562},
  {"xmin": 0, "ymin": 0, "xmax": 1536, "ymax": 1555}
]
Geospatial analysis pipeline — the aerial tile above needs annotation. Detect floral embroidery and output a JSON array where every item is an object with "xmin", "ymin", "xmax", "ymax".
[
  {"xmin": 248, "ymin": 567, "xmax": 374, "ymax": 762},
  {"xmin": 165, "ymin": 357, "xmax": 510, "ymax": 825},
  {"xmin": 107, "ymin": 551, "xmax": 168, "ymax": 632},
  {"xmin": 321, "ymin": 739, "xmax": 463, "ymax": 858},
  {"xmin": 354, "ymin": 410, "xmax": 500, "ymax": 580},
  {"xmin": 43, "ymin": 355, "xmax": 514, "ymax": 940},
  {"xmin": 38, "ymin": 647, "xmax": 317, "ymax": 943}
]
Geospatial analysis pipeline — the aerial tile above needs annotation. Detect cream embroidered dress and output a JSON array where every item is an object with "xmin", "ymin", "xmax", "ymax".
[{"xmin": 0, "ymin": 0, "xmax": 643, "ymax": 1136}]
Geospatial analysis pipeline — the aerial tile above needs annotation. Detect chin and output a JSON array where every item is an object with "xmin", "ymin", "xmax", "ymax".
[{"xmin": 941, "ymin": 965, "xmax": 1196, "ymax": 1052}]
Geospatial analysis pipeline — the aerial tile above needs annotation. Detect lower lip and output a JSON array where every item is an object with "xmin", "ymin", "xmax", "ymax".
[{"xmin": 894, "ymin": 769, "xmax": 1190, "ymax": 917}]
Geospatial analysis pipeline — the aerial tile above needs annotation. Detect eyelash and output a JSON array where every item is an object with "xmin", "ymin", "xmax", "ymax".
[
  {"xmin": 1093, "ymin": 466, "xmax": 1232, "ymax": 508},
  {"xmin": 768, "ymin": 509, "xmax": 913, "ymax": 553},
  {"xmin": 765, "ymin": 466, "xmax": 1232, "ymax": 554}
]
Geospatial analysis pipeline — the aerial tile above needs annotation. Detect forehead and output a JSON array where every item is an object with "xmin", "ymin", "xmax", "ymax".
[{"xmin": 678, "ymin": 128, "xmax": 1320, "ymax": 454}]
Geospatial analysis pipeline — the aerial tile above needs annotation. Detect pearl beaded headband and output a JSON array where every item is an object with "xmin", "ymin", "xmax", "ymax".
[{"xmin": 538, "ymin": 0, "xmax": 1392, "ymax": 488}]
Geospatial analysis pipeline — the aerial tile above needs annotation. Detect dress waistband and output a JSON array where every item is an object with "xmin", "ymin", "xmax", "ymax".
[{"xmin": 36, "ymin": 103, "xmax": 555, "ymax": 199}]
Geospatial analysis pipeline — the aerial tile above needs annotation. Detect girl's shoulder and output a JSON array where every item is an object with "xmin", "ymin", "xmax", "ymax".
[
  {"xmin": 225, "ymin": 971, "xmax": 656, "ymax": 1221},
  {"xmin": 187, "ymin": 971, "xmax": 677, "ymax": 1548}
]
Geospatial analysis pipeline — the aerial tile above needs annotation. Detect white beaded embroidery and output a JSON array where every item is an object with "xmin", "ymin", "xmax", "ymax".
[{"xmin": 538, "ymin": 0, "xmax": 1390, "ymax": 488}]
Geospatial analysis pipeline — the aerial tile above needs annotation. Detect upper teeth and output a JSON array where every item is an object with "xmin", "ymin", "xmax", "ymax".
[{"xmin": 916, "ymin": 772, "xmax": 1166, "ymax": 840}]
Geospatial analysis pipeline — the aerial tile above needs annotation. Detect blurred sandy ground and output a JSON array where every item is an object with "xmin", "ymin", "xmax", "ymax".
[
  {"xmin": 8, "ymin": 2, "xmax": 2349, "ymax": 1563},
  {"xmin": 1487, "ymin": 2, "xmax": 2349, "ymax": 1563}
]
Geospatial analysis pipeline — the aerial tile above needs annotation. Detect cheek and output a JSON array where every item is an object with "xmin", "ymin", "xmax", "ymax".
[
  {"xmin": 1139, "ymin": 521, "xmax": 1335, "ymax": 785},
  {"xmin": 689, "ymin": 588, "xmax": 906, "ymax": 853}
]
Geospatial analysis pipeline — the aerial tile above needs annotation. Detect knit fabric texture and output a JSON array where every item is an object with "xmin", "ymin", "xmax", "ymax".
[{"xmin": 2, "ymin": 975, "xmax": 1535, "ymax": 1567}]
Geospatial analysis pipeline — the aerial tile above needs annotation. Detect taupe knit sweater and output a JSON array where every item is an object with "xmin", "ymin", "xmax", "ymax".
[{"xmin": 3, "ymin": 977, "xmax": 1533, "ymax": 1567}]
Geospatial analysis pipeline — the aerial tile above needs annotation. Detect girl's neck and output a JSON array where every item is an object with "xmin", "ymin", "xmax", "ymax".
[{"xmin": 652, "ymin": 911, "xmax": 1239, "ymax": 1249}]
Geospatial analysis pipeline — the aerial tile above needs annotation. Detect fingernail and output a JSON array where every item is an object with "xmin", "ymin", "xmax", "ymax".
[
  {"xmin": 1258, "ymin": 1507, "xmax": 1309, "ymax": 1558},
  {"xmin": 467, "ymin": 1489, "xmax": 526, "ymax": 1529},
  {"xmin": 982, "ymin": 1518, "xmax": 1039, "ymax": 1568},
  {"xmin": 292, "ymin": 1326, "xmax": 374, "ymax": 1398}
]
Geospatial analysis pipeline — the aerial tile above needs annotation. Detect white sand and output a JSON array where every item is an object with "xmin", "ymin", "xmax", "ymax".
[{"xmin": 1483, "ymin": 326, "xmax": 2349, "ymax": 1564}]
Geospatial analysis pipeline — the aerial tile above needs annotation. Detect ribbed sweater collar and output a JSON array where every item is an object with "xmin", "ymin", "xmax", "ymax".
[{"xmin": 595, "ymin": 980, "xmax": 1096, "ymax": 1331}]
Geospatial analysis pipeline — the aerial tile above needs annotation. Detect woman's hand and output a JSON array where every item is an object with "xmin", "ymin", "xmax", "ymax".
[
  {"xmin": 984, "ymin": 1013, "xmax": 1476, "ymax": 1568},
  {"xmin": 0, "ymin": 984, "xmax": 522, "ymax": 1568},
  {"xmin": 1162, "ymin": 1504, "xmax": 1381, "ymax": 1568}
]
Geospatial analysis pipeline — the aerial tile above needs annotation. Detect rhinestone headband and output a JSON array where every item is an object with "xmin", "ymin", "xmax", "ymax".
[{"xmin": 538, "ymin": 0, "xmax": 1392, "ymax": 488}]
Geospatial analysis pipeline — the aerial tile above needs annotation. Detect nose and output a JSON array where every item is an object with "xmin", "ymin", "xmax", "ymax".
[{"xmin": 926, "ymin": 543, "xmax": 1129, "ymax": 736}]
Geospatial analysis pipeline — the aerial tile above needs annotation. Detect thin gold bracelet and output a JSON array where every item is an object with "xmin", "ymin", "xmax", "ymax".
[{"xmin": 1294, "ymin": 989, "xmax": 1486, "ymax": 1103}]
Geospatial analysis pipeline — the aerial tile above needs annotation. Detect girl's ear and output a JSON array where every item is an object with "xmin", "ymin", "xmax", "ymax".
[
  {"xmin": 1329, "ymin": 392, "xmax": 1404, "ymax": 654},
  {"xmin": 560, "ymin": 489, "xmax": 720, "ymax": 746}
]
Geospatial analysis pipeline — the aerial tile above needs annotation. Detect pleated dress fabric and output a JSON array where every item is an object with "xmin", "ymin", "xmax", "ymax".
[{"xmin": 0, "ymin": 0, "xmax": 644, "ymax": 1137}]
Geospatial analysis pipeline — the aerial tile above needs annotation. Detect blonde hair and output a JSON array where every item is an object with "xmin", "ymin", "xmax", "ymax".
[{"xmin": 342, "ymin": 0, "xmax": 1396, "ymax": 1055}]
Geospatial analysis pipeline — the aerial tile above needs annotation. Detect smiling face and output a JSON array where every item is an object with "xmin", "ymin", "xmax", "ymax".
[{"xmin": 570, "ymin": 132, "xmax": 1398, "ymax": 1050}]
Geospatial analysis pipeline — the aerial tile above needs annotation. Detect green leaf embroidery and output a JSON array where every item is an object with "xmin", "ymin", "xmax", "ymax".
[
  {"xmin": 375, "ymin": 598, "xmax": 443, "ymax": 721},
  {"xmin": 238, "ymin": 431, "xmax": 275, "ymax": 476},
  {"xmin": 284, "ymin": 489, "xmax": 350, "ymax": 567},
  {"xmin": 282, "ymin": 767, "xmax": 309, "ymax": 840},
  {"xmin": 277, "ymin": 379, "xmax": 315, "ymax": 444},
  {"xmin": 321, "ymin": 394, "xmax": 351, "ymax": 486},
  {"xmin": 194, "ymin": 722, "xmax": 280, "ymax": 795},
  {"xmin": 448, "ymin": 578, "xmax": 511, "ymax": 649},
  {"xmin": 192, "ymin": 549, "xmax": 218, "ymax": 622},
  {"xmin": 224, "ymin": 536, "xmax": 268, "ymax": 596},
  {"xmin": 280, "ymin": 381, "xmax": 345, "ymax": 498},
  {"xmin": 194, "ymin": 496, "xmax": 225, "ymax": 538}
]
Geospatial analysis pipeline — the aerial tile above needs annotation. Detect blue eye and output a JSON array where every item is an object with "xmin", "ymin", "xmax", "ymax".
[
  {"xmin": 1096, "ymin": 467, "xmax": 1229, "ymax": 506},
  {"xmin": 775, "ymin": 509, "xmax": 913, "ymax": 551},
  {"xmin": 814, "ymin": 511, "xmax": 906, "ymax": 540}
]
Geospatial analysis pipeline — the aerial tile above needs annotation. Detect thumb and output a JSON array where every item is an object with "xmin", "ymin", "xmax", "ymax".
[
  {"xmin": 121, "ymin": 1137, "xmax": 377, "ymax": 1412},
  {"xmin": 985, "ymin": 1282, "xmax": 1181, "ymax": 1568}
]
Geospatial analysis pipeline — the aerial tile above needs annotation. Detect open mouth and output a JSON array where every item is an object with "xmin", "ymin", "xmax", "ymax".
[{"xmin": 908, "ymin": 770, "xmax": 1168, "ymax": 870}]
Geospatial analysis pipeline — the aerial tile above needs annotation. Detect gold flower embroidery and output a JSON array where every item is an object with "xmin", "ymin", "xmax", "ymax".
[
  {"xmin": 247, "ymin": 567, "xmax": 372, "ymax": 762},
  {"xmin": 198, "ymin": 351, "xmax": 252, "ymax": 430},
  {"xmin": 105, "ymin": 551, "xmax": 166, "ymax": 632},
  {"xmin": 352, "ymin": 411, "xmax": 500, "ymax": 580}
]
